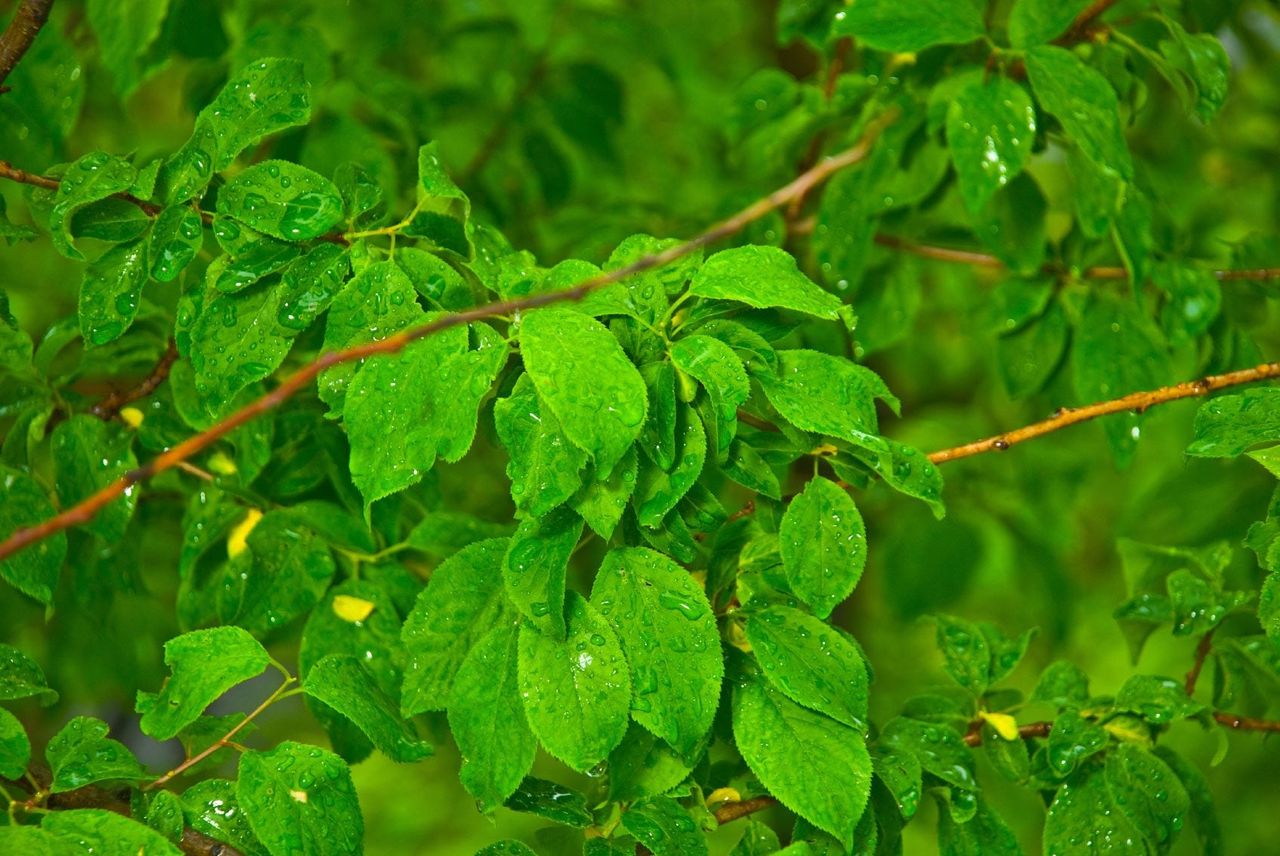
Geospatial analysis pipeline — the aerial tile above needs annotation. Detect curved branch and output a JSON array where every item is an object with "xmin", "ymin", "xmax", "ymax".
[
  {"xmin": 0, "ymin": 112, "xmax": 897, "ymax": 563},
  {"xmin": 90, "ymin": 340, "xmax": 179, "ymax": 420},
  {"xmin": 928, "ymin": 361, "xmax": 1280, "ymax": 465},
  {"xmin": 0, "ymin": 0, "xmax": 53, "ymax": 93}
]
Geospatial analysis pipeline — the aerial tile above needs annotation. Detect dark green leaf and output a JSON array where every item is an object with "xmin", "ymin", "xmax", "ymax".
[
  {"xmin": 0, "ymin": 643, "xmax": 57, "ymax": 704},
  {"xmin": 620, "ymin": 796, "xmax": 708, "ymax": 856},
  {"xmin": 733, "ymin": 666, "xmax": 872, "ymax": 849},
  {"xmin": 937, "ymin": 797, "xmax": 1022, "ymax": 856},
  {"xmin": 0, "ymin": 706, "xmax": 30, "ymax": 779},
  {"xmin": 1115, "ymin": 675, "xmax": 1206, "ymax": 724},
  {"xmin": 448, "ymin": 619, "xmax": 536, "ymax": 811},
  {"xmin": 878, "ymin": 717, "xmax": 977, "ymax": 792},
  {"xmin": 49, "ymin": 152, "xmax": 137, "ymax": 259},
  {"xmin": 946, "ymin": 73, "xmax": 1036, "ymax": 213},
  {"xmin": 635, "ymin": 406, "xmax": 707, "ymax": 528},
  {"xmin": 51, "ymin": 415, "xmax": 137, "ymax": 541},
  {"xmin": 138, "ymin": 626, "xmax": 270, "ymax": 740},
  {"xmin": 1025, "ymin": 45, "xmax": 1133, "ymax": 179},
  {"xmin": 1042, "ymin": 710, "xmax": 1108, "ymax": 779},
  {"xmin": 218, "ymin": 511, "xmax": 335, "ymax": 634},
  {"xmin": 181, "ymin": 779, "xmax": 269, "ymax": 856},
  {"xmin": 218, "ymin": 160, "xmax": 344, "ymax": 241},
  {"xmin": 503, "ymin": 507, "xmax": 583, "ymax": 639},
  {"xmin": 504, "ymin": 777, "xmax": 593, "ymax": 827},
  {"xmin": 688, "ymin": 246, "xmax": 840, "ymax": 320},
  {"xmin": 831, "ymin": 0, "xmax": 985, "ymax": 52},
  {"xmin": 0, "ymin": 466, "xmax": 66, "ymax": 604},
  {"xmin": 237, "ymin": 741, "xmax": 363, "ymax": 856},
  {"xmin": 149, "ymin": 205, "xmax": 204, "ymax": 282},
  {"xmin": 1104, "ymin": 743, "xmax": 1190, "ymax": 851},
  {"xmin": 935, "ymin": 615, "xmax": 991, "ymax": 694},
  {"xmin": 518, "ymin": 592, "xmax": 631, "ymax": 771},
  {"xmin": 779, "ymin": 477, "xmax": 867, "ymax": 618},
  {"xmin": 46, "ymin": 716, "xmax": 147, "ymax": 792},
  {"xmin": 85, "ymin": 0, "xmax": 169, "ymax": 95},
  {"xmin": 1187, "ymin": 389, "xmax": 1280, "ymax": 458},
  {"xmin": 746, "ymin": 604, "xmax": 869, "ymax": 730},
  {"xmin": 304, "ymin": 654, "xmax": 431, "ymax": 762},
  {"xmin": 401, "ymin": 538, "xmax": 511, "ymax": 715},
  {"xmin": 1008, "ymin": 0, "xmax": 1091, "ymax": 48},
  {"xmin": 519, "ymin": 308, "xmax": 647, "ymax": 476},
  {"xmin": 590, "ymin": 547, "xmax": 721, "ymax": 754},
  {"xmin": 43, "ymin": 809, "xmax": 182, "ymax": 856}
]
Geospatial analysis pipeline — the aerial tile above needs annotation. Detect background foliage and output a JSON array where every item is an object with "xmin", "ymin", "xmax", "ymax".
[{"xmin": 2, "ymin": 0, "xmax": 1280, "ymax": 854}]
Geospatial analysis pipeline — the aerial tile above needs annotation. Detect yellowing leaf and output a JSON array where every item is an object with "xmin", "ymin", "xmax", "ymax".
[
  {"xmin": 119, "ymin": 407, "xmax": 144, "ymax": 429},
  {"xmin": 705, "ymin": 787, "xmax": 741, "ymax": 807},
  {"xmin": 981, "ymin": 711, "xmax": 1020, "ymax": 742},
  {"xmin": 227, "ymin": 508, "xmax": 263, "ymax": 559},
  {"xmin": 331, "ymin": 595, "xmax": 376, "ymax": 623},
  {"xmin": 208, "ymin": 452, "xmax": 238, "ymax": 476}
]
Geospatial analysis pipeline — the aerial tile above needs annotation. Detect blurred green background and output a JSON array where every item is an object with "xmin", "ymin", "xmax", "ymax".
[{"xmin": 2, "ymin": 0, "xmax": 1279, "ymax": 853}]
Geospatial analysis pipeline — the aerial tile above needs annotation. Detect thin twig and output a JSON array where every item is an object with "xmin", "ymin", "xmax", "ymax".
[
  {"xmin": 1186, "ymin": 630, "xmax": 1215, "ymax": 697},
  {"xmin": 0, "ymin": 0, "xmax": 53, "ymax": 93},
  {"xmin": 1057, "ymin": 0, "xmax": 1121, "ymax": 43},
  {"xmin": 713, "ymin": 796, "xmax": 778, "ymax": 825},
  {"xmin": 1211, "ymin": 712, "xmax": 1280, "ymax": 733},
  {"xmin": 927, "ymin": 362, "xmax": 1280, "ymax": 465},
  {"xmin": 0, "ymin": 113, "xmax": 897, "ymax": 563},
  {"xmin": 90, "ymin": 340, "xmax": 179, "ymax": 419},
  {"xmin": 962, "ymin": 720, "xmax": 1053, "ymax": 747},
  {"xmin": 873, "ymin": 233, "xmax": 1280, "ymax": 282}
]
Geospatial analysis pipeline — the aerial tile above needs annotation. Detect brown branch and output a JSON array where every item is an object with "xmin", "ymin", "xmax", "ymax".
[
  {"xmin": 962, "ymin": 720, "xmax": 1053, "ymax": 747},
  {"xmin": 927, "ymin": 361, "xmax": 1280, "ymax": 465},
  {"xmin": 9, "ymin": 766, "xmax": 243, "ymax": 856},
  {"xmin": 461, "ymin": 55, "xmax": 549, "ymax": 183},
  {"xmin": 1185, "ymin": 630, "xmax": 1215, "ymax": 697},
  {"xmin": 0, "ymin": 112, "xmax": 896, "ymax": 563},
  {"xmin": 873, "ymin": 233, "xmax": 1280, "ymax": 282},
  {"xmin": 1057, "ymin": 0, "xmax": 1120, "ymax": 44},
  {"xmin": 1211, "ymin": 712, "xmax": 1280, "ymax": 733},
  {"xmin": 90, "ymin": 340, "xmax": 178, "ymax": 419},
  {"xmin": 713, "ymin": 796, "xmax": 778, "ymax": 825},
  {"xmin": 0, "ymin": 0, "xmax": 53, "ymax": 93}
]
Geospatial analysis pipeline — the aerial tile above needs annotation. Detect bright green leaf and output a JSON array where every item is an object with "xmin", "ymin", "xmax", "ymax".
[
  {"xmin": 138, "ymin": 626, "xmax": 270, "ymax": 740},
  {"xmin": 779, "ymin": 477, "xmax": 867, "ymax": 619},
  {"xmin": 688, "ymin": 246, "xmax": 840, "ymax": 320},
  {"xmin": 237, "ymin": 741, "xmax": 363, "ymax": 856}
]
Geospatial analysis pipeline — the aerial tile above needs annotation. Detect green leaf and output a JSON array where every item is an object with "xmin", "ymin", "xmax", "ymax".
[
  {"xmin": 43, "ymin": 809, "xmax": 182, "ymax": 856},
  {"xmin": 831, "ymin": 0, "xmax": 985, "ymax": 52},
  {"xmin": 972, "ymin": 172, "xmax": 1048, "ymax": 275},
  {"xmin": 69, "ymin": 197, "xmax": 149, "ymax": 242},
  {"xmin": 746, "ymin": 604, "xmax": 869, "ymax": 730},
  {"xmin": 518, "ymin": 592, "xmax": 631, "ymax": 771},
  {"xmin": 0, "ymin": 643, "xmax": 57, "ymax": 704},
  {"xmin": 1025, "ymin": 45, "xmax": 1133, "ymax": 179},
  {"xmin": 160, "ymin": 58, "xmax": 311, "ymax": 203},
  {"xmin": 218, "ymin": 161, "xmax": 344, "ymax": 241},
  {"xmin": 620, "ymin": 796, "xmax": 708, "ymax": 856},
  {"xmin": 590, "ymin": 547, "xmax": 721, "ymax": 755},
  {"xmin": 448, "ymin": 619, "xmax": 536, "ymax": 811},
  {"xmin": 688, "ymin": 246, "xmax": 840, "ymax": 320},
  {"xmin": 758, "ymin": 350, "xmax": 888, "ymax": 447},
  {"xmin": 504, "ymin": 777, "xmax": 593, "ymax": 827},
  {"xmin": 732, "ymin": 820, "xmax": 781, "ymax": 856},
  {"xmin": 494, "ymin": 373, "xmax": 588, "ymax": 517},
  {"xmin": 733, "ymin": 665, "xmax": 872, "ymax": 848},
  {"xmin": 0, "ymin": 706, "xmax": 30, "ymax": 779},
  {"xmin": 1157, "ymin": 18, "xmax": 1230, "ymax": 122},
  {"xmin": 0, "ymin": 826, "xmax": 79, "ymax": 854},
  {"xmin": 143, "ymin": 790, "xmax": 185, "ymax": 844},
  {"xmin": 1104, "ymin": 743, "xmax": 1190, "ymax": 851},
  {"xmin": 49, "ymin": 152, "xmax": 138, "ymax": 259},
  {"xmin": 1112, "ymin": 185, "xmax": 1154, "ymax": 287},
  {"xmin": 218, "ymin": 512, "xmax": 335, "ymax": 634},
  {"xmin": 1042, "ymin": 710, "xmax": 1108, "ymax": 779},
  {"xmin": 319, "ymin": 261, "xmax": 425, "ymax": 413},
  {"xmin": 403, "ymin": 512, "xmax": 511, "ymax": 562},
  {"xmin": 519, "ymin": 308, "xmax": 647, "ymax": 475},
  {"xmin": 347, "ymin": 319, "xmax": 506, "ymax": 506},
  {"xmin": 1032, "ymin": 661, "xmax": 1090, "ymax": 709},
  {"xmin": 51, "ymin": 415, "xmax": 138, "ymax": 541},
  {"xmin": 636, "ymin": 406, "xmax": 707, "ymax": 528},
  {"xmin": 46, "ymin": 716, "xmax": 147, "ymax": 792},
  {"xmin": 572, "ymin": 447, "xmax": 639, "ymax": 539},
  {"xmin": 878, "ymin": 717, "xmax": 977, "ymax": 792},
  {"xmin": 138, "ymin": 626, "xmax": 270, "ymax": 740},
  {"xmin": 210, "ymin": 218, "xmax": 302, "ymax": 293},
  {"xmin": 416, "ymin": 141, "xmax": 470, "ymax": 220},
  {"xmin": 77, "ymin": 238, "xmax": 149, "ymax": 346},
  {"xmin": 86, "ymin": 0, "xmax": 170, "ymax": 95},
  {"xmin": 607, "ymin": 720, "xmax": 696, "ymax": 802},
  {"xmin": 946, "ymin": 72, "xmax": 1037, "ymax": 213},
  {"xmin": 188, "ymin": 285, "xmax": 295, "ymax": 414},
  {"xmin": 1187, "ymin": 389, "xmax": 1280, "ymax": 458},
  {"xmin": 1114, "ymin": 675, "xmax": 1206, "ymax": 724},
  {"xmin": 303, "ymin": 654, "xmax": 431, "ymax": 762},
  {"xmin": 1008, "ymin": 0, "xmax": 1091, "ymax": 47},
  {"xmin": 0, "ymin": 466, "xmax": 67, "ymax": 604},
  {"xmin": 779, "ymin": 477, "xmax": 867, "ymax": 619},
  {"xmin": 934, "ymin": 615, "xmax": 990, "ymax": 694},
  {"xmin": 238, "ymin": 741, "xmax": 363, "ymax": 856},
  {"xmin": 1154, "ymin": 747, "xmax": 1223, "ymax": 855},
  {"xmin": 149, "ymin": 205, "xmax": 205, "ymax": 282},
  {"xmin": 1071, "ymin": 292, "xmax": 1168, "ymax": 465},
  {"xmin": 476, "ymin": 843, "xmax": 538, "ymax": 856},
  {"xmin": 996, "ymin": 300, "xmax": 1069, "ymax": 398},
  {"xmin": 982, "ymin": 721, "xmax": 1030, "ymax": 784},
  {"xmin": 936, "ymin": 797, "xmax": 1022, "ymax": 855},
  {"xmin": 401, "ymin": 538, "xmax": 511, "ymax": 715},
  {"xmin": 181, "ymin": 779, "xmax": 269, "ymax": 856},
  {"xmin": 503, "ymin": 507, "xmax": 583, "ymax": 639},
  {"xmin": 670, "ymin": 334, "xmax": 750, "ymax": 460}
]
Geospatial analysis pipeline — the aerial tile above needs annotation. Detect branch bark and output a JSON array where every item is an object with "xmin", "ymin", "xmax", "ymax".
[
  {"xmin": 0, "ymin": 0, "xmax": 53, "ymax": 93},
  {"xmin": 0, "ymin": 112, "xmax": 897, "ymax": 563},
  {"xmin": 89, "ymin": 340, "xmax": 179, "ymax": 420},
  {"xmin": 927, "ymin": 362, "xmax": 1280, "ymax": 465}
]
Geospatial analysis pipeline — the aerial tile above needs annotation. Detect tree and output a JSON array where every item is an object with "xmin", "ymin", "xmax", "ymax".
[{"xmin": 1, "ymin": 0, "xmax": 1279, "ymax": 853}]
